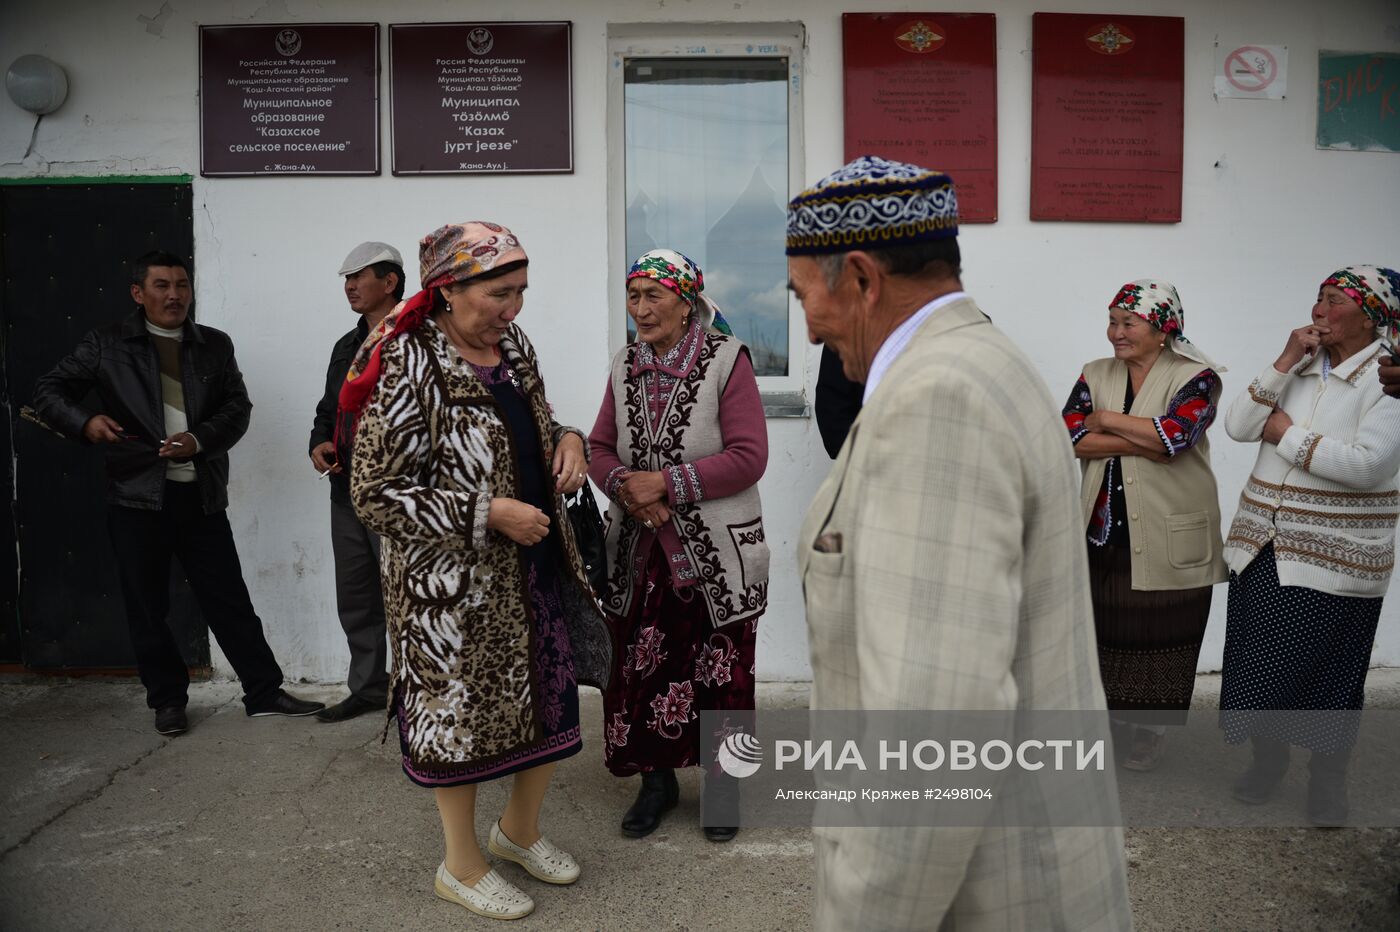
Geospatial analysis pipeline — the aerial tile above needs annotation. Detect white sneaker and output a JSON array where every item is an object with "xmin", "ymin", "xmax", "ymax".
[
  {"xmin": 434, "ymin": 863, "xmax": 534, "ymax": 920},
  {"xmin": 488, "ymin": 821, "xmax": 581, "ymax": 885}
]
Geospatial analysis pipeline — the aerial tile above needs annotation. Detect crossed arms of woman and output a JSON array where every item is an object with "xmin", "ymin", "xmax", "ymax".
[{"xmin": 1062, "ymin": 370, "xmax": 1220, "ymax": 464}]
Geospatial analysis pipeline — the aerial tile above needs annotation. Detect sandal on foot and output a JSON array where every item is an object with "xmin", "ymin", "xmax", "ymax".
[
  {"xmin": 434, "ymin": 863, "xmax": 534, "ymax": 920},
  {"xmin": 488, "ymin": 821, "xmax": 581, "ymax": 885}
]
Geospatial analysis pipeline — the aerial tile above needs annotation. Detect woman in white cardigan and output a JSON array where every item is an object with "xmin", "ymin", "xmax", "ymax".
[{"xmin": 1219, "ymin": 265, "xmax": 1400, "ymax": 826}]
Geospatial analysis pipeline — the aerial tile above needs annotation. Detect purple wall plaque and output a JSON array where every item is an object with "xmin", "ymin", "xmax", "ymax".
[
  {"xmin": 389, "ymin": 22, "xmax": 573, "ymax": 174},
  {"xmin": 200, "ymin": 24, "xmax": 380, "ymax": 176}
]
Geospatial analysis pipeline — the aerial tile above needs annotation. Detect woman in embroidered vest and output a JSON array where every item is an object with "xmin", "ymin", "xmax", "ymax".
[
  {"xmin": 587, "ymin": 249, "xmax": 769, "ymax": 843},
  {"xmin": 1218, "ymin": 265, "xmax": 1400, "ymax": 826},
  {"xmin": 1062, "ymin": 280, "xmax": 1228, "ymax": 772},
  {"xmin": 342, "ymin": 221, "xmax": 613, "ymax": 921}
]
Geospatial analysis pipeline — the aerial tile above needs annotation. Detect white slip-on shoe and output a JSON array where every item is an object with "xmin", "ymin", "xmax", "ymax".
[
  {"xmin": 488, "ymin": 821, "xmax": 581, "ymax": 885},
  {"xmin": 433, "ymin": 863, "xmax": 534, "ymax": 920}
]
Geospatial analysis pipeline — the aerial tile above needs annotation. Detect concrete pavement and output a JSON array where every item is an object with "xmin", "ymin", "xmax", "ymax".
[{"xmin": 1, "ymin": 675, "xmax": 1397, "ymax": 930}]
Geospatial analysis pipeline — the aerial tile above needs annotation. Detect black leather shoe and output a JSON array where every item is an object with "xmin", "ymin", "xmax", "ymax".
[
  {"xmin": 702, "ymin": 773, "xmax": 740, "ymax": 842},
  {"xmin": 1232, "ymin": 738, "xmax": 1290, "ymax": 804},
  {"xmin": 1307, "ymin": 751, "xmax": 1349, "ymax": 827},
  {"xmin": 315, "ymin": 693, "xmax": 382, "ymax": 723},
  {"xmin": 621, "ymin": 769, "xmax": 679, "ymax": 838},
  {"xmin": 154, "ymin": 705, "xmax": 188, "ymax": 736},
  {"xmin": 246, "ymin": 689, "xmax": 325, "ymax": 718}
]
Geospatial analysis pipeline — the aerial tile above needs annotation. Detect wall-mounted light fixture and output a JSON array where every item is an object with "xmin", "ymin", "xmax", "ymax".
[{"xmin": 6, "ymin": 54, "xmax": 69, "ymax": 115}]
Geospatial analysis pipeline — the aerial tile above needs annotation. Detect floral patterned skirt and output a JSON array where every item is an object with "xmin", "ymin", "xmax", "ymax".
[{"xmin": 602, "ymin": 542, "xmax": 757, "ymax": 776}]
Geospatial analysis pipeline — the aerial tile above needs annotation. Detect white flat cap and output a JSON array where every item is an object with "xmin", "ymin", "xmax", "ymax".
[{"xmin": 338, "ymin": 241, "xmax": 404, "ymax": 276}]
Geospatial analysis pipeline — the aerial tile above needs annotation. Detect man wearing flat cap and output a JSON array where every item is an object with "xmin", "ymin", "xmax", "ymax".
[
  {"xmin": 307, "ymin": 242, "xmax": 404, "ymax": 722},
  {"xmin": 790, "ymin": 157, "xmax": 1132, "ymax": 930}
]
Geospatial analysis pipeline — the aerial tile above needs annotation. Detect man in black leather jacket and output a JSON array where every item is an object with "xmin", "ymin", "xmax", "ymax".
[
  {"xmin": 306, "ymin": 242, "xmax": 402, "ymax": 723},
  {"xmin": 32, "ymin": 250, "xmax": 324, "ymax": 735}
]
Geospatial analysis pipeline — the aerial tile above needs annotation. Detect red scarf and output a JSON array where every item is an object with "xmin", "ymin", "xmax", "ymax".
[{"xmin": 333, "ymin": 287, "xmax": 435, "ymax": 449}]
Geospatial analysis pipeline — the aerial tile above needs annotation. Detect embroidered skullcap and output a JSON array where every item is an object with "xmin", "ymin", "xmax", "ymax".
[
  {"xmin": 785, "ymin": 155, "xmax": 958, "ymax": 256},
  {"xmin": 627, "ymin": 249, "xmax": 733, "ymax": 335},
  {"xmin": 418, "ymin": 220, "xmax": 527, "ymax": 291},
  {"xmin": 1109, "ymin": 279, "xmax": 1224, "ymax": 372},
  {"xmin": 1320, "ymin": 266, "xmax": 1400, "ymax": 339}
]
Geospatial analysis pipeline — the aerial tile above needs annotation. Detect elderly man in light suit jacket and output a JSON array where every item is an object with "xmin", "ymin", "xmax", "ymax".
[{"xmin": 788, "ymin": 157, "xmax": 1133, "ymax": 931}]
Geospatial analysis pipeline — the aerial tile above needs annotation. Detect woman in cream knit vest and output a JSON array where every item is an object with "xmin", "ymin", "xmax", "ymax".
[
  {"xmin": 1219, "ymin": 265, "xmax": 1400, "ymax": 826},
  {"xmin": 1062, "ymin": 280, "xmax": 1227, "ymax": 772}
]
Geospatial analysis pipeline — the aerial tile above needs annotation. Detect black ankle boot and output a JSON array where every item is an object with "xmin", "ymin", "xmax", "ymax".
[
  {"xmin": 621, "ymin": 769, "xmax": 679, "ymax": 838},
  {"xmin": 1307, "ymin": 750, "xmax": 1349, "ymax": 827},
  {"xmin": 1232, "ymin": 737, "xmax": 1290, "ymax": 804},
  {"xmin": 702, "ymin": 773, "xmax": 740, "ymax": 843}
]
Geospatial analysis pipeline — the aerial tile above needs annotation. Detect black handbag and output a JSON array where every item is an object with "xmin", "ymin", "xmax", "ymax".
[{"xmin": 566, "ymin": 483, "xmax": 608, "ymax": 594}]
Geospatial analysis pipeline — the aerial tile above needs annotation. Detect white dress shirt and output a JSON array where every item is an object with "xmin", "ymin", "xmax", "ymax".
[{"xmin": 862, "ymin": 290, "xmax": 967, "ymax": 403}]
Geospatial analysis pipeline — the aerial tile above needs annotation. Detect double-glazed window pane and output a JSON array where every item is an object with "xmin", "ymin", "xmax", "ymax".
[{"xmin": 624, "ymin": 58, "xmax": 789, "ymax": 376}]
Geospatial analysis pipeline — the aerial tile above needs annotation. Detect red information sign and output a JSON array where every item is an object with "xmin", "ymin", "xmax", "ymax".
[
  {"xmin": 199, "ymin": 24, "xmax": 380, "ymax": 176},
  {"xmin": 1030, "ymin": 13, "xmax": 1184, "ymax": 222},
  {"xmin": 390, "ymin": 22, "xmax": 572, "ymax": 175},
  {"xmin": 843, "ymin": 13, "xmax": 997, "ymax": 222}
]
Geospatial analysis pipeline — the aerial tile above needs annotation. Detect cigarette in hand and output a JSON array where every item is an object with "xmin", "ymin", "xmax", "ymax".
[
  {"xmin": 318, "ymin": 468, "xmax": 332, "ymax": 479},
  {"xmin": 165, "ymin": 440, "xmax": 184, "ymax": 447}
]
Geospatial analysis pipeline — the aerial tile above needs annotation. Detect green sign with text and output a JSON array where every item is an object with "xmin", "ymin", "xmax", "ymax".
[{"xmin": 1316, "ymin": 51, "xmax": 1399, "ymax": 153}]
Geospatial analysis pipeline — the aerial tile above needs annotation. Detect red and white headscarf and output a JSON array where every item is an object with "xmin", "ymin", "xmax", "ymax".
[
  {"xmin": 1320, "ymin": 265, "xmax": 1400, "ymax": 342},
  {"xmin": 1109, "ymin": 278, "xmax": 1223, "ymax": 371}
]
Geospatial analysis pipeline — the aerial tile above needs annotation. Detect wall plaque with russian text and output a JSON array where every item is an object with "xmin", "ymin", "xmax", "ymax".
[
  {"xmin": 389, "ymin": 22, "xmax": 573, "ymax": 174},
  {"xmin": 200, "ymin": 24, "xmax": 379, "ymax": 176},
  {"xmin": 843, "ymin": 12, "xmax": 997, "ymax": 222},
  {"xmin": 1030, "ymin": 13, "xmax": 1184, "ymax": 222}
]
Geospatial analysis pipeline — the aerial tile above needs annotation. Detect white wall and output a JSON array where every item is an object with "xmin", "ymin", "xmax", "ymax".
[{"xmin": 4, "ymin": 0, "xmax": 1398, "ymax": 684}]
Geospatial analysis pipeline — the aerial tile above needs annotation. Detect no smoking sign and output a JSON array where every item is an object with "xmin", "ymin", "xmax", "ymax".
[{"xmin": 1215, "ymin": 43, "xmax": 1288, "ymax": 99}]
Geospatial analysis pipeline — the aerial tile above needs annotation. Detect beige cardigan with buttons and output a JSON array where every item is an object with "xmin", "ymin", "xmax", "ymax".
[
  {"xmin": 1080, "ymin": 351, "xmax": 1228, "ymax": 591},
  {"xmin": 1222, "ymin": 341, "xmax": 1400, "ymax": 598}
]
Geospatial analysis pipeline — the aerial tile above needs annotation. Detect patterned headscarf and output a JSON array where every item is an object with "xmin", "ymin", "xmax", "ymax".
[
  {"xmin": 336, "ymin": 221, "xmax": 528, "ymax": 442},
  {"xmin": 1320, "ymin": 265, "xmax": 1400, "ymax": 341},
  {"xmin": 785, "ymin": 155, "xmax": 958, "ymax": 256},
  {"xmin": 1109, "ymin": 279, "xmax": 1224, "ymax": 372},
  {"xmin": 627, "ymin": 249, "xmax": 732, "ymax": 336}
]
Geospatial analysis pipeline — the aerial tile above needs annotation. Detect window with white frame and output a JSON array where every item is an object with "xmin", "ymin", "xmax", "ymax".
[{"xmin": 608, "ymin": 25, "xmax": 806, "ymax": 407}]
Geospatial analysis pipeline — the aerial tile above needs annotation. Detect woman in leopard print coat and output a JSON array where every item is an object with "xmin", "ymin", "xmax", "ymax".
[{"xmin": 344, "ymin": 221, "xmax": 611, "ymax": 918}]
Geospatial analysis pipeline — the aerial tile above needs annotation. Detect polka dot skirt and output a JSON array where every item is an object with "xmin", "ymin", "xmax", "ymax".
[{"xmin": 1218, "ymin": 544, "xmax": 1381, "ymax": 755}]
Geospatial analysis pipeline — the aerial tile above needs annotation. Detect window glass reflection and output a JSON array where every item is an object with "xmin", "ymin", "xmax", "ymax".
[{"xmin": 624, "ymin": 58, "xmax": 789, "ymax": 376}]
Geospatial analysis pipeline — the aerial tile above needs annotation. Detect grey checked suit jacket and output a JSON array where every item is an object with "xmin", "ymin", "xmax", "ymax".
[{"xmin": 797, "ymin": 297, "xmax": 1133, "ymax": 931}]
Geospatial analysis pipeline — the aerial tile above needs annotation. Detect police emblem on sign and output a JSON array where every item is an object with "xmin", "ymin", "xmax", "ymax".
[
  {"xmin": 1084, "ymin": 23, "xmax": 1135, "ymax": 56},
  {"xmin": 275, "ymin": 28, "xmax": 302, "ymax": 57},
  {"xmin": 894, "ymin": 20, "xmax": 945, "ymax": 54},
  {"xmin": 467, "ymin": 28, "xmax": 494, "ymax": 56}
]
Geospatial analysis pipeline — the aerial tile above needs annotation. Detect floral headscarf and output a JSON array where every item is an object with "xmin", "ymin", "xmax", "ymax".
[
  {"xmin": 336, "ymin": 221, "xmax": 528, "ymax": 443},
  {"xmin": 1109, "ymin": 279, "xmax": 1224, "ymax": 372},
  {"xmin": 1320, "ymin": 265, "xmax": 1400, "ymax": 341},
  {"xmin": 627, "ymin": 249, "xmax": 732, "ymax": 336}
]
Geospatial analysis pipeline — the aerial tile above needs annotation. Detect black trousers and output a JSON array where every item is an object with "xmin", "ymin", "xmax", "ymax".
[
  {"xmin": 329, "ymin": 499, "xmax": 388, "ymax": 703},
  {"xmin": 107, "ymin": 481, "xmax": 284, "ymax": 711}
]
